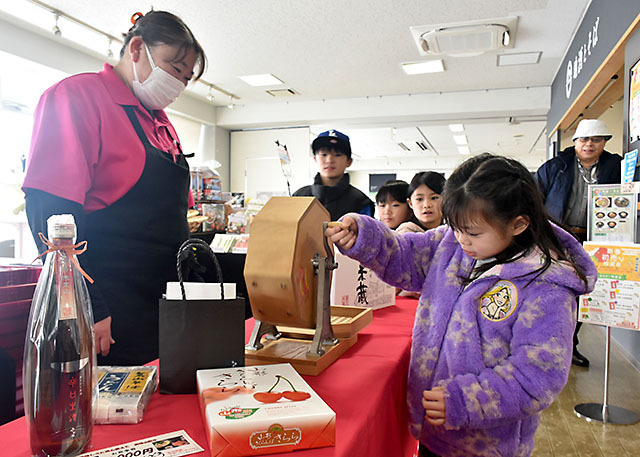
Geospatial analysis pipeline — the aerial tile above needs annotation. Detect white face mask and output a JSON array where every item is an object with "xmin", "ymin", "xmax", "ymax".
[{"xmin": 132, "ymin": 43, "xmax": 186, "ymax": 110}]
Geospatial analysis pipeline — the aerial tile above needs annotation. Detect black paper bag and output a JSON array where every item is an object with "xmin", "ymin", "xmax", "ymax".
[{"xmin": 159, "ymin": 239, "xmax": 245, "ymax": 394}]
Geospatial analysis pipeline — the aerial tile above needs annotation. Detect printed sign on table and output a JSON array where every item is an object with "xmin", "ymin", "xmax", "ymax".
[
  {"xmin": 579, "ymin": 242, "xmax": 640, "ymax": 330},
  {"xmin": 330, "ymin": 251, "xmax": 395, "ymax": 310},
  {"xmin": 78, "ymin": 430, "xmax": 203, "ymax": 457}
]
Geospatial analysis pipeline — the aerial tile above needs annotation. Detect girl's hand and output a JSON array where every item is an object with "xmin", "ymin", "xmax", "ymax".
[
  {"xmin": 422, "ymin": 386, "xmax": 446, "ymax": 427},
  {"xmin": 325, "ymin": 216, "xmax": 359, "ymax": 250}
]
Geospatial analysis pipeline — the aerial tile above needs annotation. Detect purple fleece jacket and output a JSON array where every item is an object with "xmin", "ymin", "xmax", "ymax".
[{"xmin": 338, "ymin": 215, "xmax": 597, "ymax": 457}]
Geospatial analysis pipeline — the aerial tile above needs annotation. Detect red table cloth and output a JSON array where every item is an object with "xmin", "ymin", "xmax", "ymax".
[{"xmin": 2, "ymin": 298, "xmax": 419, "ymax": 457}]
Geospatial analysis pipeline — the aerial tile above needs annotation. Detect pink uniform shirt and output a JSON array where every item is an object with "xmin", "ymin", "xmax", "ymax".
[{"xmin": 23, "ymin": 63, "xmax": 193, "ymax": 212}]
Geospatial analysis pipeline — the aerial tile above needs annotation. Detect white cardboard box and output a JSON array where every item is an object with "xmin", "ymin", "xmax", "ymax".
[
  {"xmin": 197, "ymin": 363, "xmax": 335, "ymax": 456},
  {"xmin": 330, "ymin": 251, "xmax": 395, "ymax": 310}
]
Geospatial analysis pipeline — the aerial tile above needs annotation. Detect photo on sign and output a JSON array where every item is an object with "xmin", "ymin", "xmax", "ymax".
[{"xmin": 587, "ymin": 184, "xmax": 637, "ymax": 243}]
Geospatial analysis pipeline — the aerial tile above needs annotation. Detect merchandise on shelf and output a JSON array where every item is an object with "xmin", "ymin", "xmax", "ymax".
[{"xmin": 202, "ymin": 203, "xmax": 226, "ymax": 232}]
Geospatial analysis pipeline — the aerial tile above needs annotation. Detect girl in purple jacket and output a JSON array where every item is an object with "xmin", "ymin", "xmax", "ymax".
[{"xmin": 326, "ymin": 154, "xmax": 596, "ymax": 457}]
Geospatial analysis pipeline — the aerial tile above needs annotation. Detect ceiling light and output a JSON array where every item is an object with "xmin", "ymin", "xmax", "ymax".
[
  {"xmin": 497, "ymin": 52, "xmax": 541, "ymax": 66},
  {"xmin": 238, "ymin": 74, "xmax": 284, "ymax": 86},
  {"xmin": 401, "ymin": 60, "xmax": 445, "ymax": 75},
  {"xmin": 458, "ymin": 146, "xmax": 470, "ymax": 155},
  {"xmin": 453, "ymin": 135, "xmax": 467, "ymax": 145},
  {"xmin": 206, "ymin": 86, "xmax": 214, "ymax": 102},
  {"xmin": 52, "ymin": 13, "xmax": 61, "ymax": 37},
  {"xmin": 107, "ymin": 38, "xmax": 114, "ymax": 59},
  {"xmin": 448, "ymin": 124, "xmax": 464, "ymax": 132},
  {"xmin": 227, "ymin": 95, "xmax": 235, "ymax": 109}
]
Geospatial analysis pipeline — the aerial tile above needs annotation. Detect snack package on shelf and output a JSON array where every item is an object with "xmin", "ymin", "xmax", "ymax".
[
  {"xmin": 190, "ymin": 162, "xmax": 223, "ymax": 202},
  {"xmin": 202, "ymin": 203, "xmax": 226, "ymax": 232},
  {"xmin": 187, "ymin": 209, "xmax": 208, "ymax": 233},
  {"xmin": 95, "ymin": 366, "xmax": 158, "ymax": 424},
  {"xmin": 227, "ymin": 211, "xmax": 248, "ymax": 234},
  {"xmin": 197, "ymin": 363, "xmax": 335, "ymax": 456},
  {"xmin": 210, "ymin": 234, "xmax": 250, "ymax": 254}
]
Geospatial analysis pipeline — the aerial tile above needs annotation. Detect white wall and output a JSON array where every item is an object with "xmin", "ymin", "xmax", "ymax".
[
  {"xmin": 230, "ymin": 127, "xmax": 311, "ymax": 198},
  {"xmin": 599, "ymin": 98, "xmax": 624, "ymax": 154},
  {"xmin": 167, "ymin": 113, "xmax": 204, "ymax": 157},
  {"xmin": 560, "ymin": 99, "xmax": 624, "ymax": 153}
]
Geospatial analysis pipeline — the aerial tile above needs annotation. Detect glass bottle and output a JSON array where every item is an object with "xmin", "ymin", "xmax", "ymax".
[{"xmin": 23, "ymin": 214, "xmax": 96, "ymax": 457}]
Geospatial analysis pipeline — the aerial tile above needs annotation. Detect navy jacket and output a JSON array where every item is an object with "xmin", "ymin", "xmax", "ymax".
[
  {"xmin": 293, "ymin": 173, "xmax": 374, "ymax": 220},
  {"xmin": 535, "ymin": 146, "xmax": 621, "ymax": 222}
]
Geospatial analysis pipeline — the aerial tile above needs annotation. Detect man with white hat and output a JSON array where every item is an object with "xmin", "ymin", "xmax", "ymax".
[{"xmin": 536, "ymin": 119, "xmax": 621, "ymax": 367}]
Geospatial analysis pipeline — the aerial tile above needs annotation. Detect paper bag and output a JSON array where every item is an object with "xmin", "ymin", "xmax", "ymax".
[{"xmin": 159, "ymin": 239, "xmax": 245, "ymax": 394}]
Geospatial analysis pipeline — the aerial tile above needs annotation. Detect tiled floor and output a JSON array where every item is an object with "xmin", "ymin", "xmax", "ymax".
[{"xmin": 532, "ymin": 324, "xmax": 640, "ymax": 456}]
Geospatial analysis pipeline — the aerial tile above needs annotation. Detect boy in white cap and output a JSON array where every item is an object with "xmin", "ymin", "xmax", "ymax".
[
  {"xmin": 536, "ymin": 118, "xmax": 621, "ymax": 367},
  {"xmin": 293, "ymin": 129, "xmax": 374, "ymax": 220}
]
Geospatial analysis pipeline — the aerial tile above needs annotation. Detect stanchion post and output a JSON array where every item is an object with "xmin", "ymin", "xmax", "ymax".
[{"xmin": 574, "ymin": 326, "xmax": 639, "ymax": 424}]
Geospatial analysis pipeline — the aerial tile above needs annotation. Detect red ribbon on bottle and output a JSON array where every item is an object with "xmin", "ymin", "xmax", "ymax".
[{"xmin": 33, "ymin": 233, "xmax": 95, "ymax": 284}]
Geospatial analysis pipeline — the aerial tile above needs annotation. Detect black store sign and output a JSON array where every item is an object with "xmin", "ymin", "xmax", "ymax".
[{"xmin": 547, "ymin": 0, "xmax": 639, "ymax": 132}]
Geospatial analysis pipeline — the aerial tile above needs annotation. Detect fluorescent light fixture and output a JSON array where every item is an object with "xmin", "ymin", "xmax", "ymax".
[
  {"xmin": 238, "ymin": 73, "xmax": 284, "ymax": 86},
  {"xmin": 453, "ymin": 135, "xmax": 468, "ymax": 145},
  {"xmin": 401, "ymin": 60, "xmax": 445, "ymax": 75},
  {"xmin": 448, "ymin": 124, "xmax": 464, "ymax": 132},
  {"xmin": 58, "ymin": 16, "xmax": 105, "ymax": 54},
  {"xmin": 497, "ymin": 52, "xmax": 541, "ymax": 66},
  {"xmin": 0, "ymin": 1, "xmax": 52, "ymax": 30},
  {"xmin": 458, "ymin": 146, "xmax": 470, "ymax": 155}
]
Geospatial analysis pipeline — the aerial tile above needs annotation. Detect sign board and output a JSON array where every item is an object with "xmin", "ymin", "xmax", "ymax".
[
  {"xmin": 547, "ymin": 0, "xmax": 640, "ymax": 131},
  {"xmin": 330, "ymin": 251, "xmax": 395, "ymax": 310},
  {"xmin": 587, "ymin": 184, "xmax": 637, "ymax": 242},
  {"xmin": 579, "ymin": 242, "xmax": 640, "ymax": 330}
]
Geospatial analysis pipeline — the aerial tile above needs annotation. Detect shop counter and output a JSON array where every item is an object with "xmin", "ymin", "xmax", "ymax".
[{"xmin": 2, "ymin": 297, "xmax": 419, "ymax": 457}]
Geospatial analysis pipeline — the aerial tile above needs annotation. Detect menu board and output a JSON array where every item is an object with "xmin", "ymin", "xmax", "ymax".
[
  {"xmin": 579, "ymin": 242, "xmax": 640, "ymax": 330},
  {"xmin": 588, "ymin": 184, "xmax": 636, "ymax": 242}
]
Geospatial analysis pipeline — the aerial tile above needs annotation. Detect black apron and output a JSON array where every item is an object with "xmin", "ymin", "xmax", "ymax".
[{"xmin": 82, "ymin": 106, "xmax": 190, "ymax": 366}]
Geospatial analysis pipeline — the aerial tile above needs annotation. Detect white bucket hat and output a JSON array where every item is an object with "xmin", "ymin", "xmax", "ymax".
[{"xmin": 572, "ymin": 119, "xmax": 612, "ymax": 141}]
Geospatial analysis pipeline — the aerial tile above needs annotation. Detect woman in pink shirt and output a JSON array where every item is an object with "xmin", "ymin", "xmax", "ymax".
[{"xmin": 23, "ymin": 11, "xmax": 207, "ymax": 366}]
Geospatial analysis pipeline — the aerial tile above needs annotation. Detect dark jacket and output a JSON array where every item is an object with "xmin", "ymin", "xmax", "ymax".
[
  {"xmin": 293, "ymin": 173, "xmax": 374, "ymax": 221},
  {"xmin": 535, "ymin": 146, "xmax": 622, "ymax": 222}
]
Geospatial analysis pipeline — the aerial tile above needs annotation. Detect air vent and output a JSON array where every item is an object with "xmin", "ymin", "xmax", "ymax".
[
  {"xmin": 266, "ymin": 88, "xmax": 299, "ymax": 97},
  {"xmin": 410, "ymin": 16, "xmax": 517, "ymax": 57},
  {"xmin": 397, "ymin": 142, "xmax": 411, "ymax": 151}
]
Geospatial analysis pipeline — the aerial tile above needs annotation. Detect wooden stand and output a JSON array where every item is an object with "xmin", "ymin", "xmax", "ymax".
[
  {"xmin": 247, "ymin": 306, "xmax": 371, "ymax": 375},
  {"xmin": 277, "ymin": 306, "xmax": 372, "ymax": 339},
  {"xmin": 245, "ymin": 334, "xmax": 357, "ymax": 376},
  {"xmin": 243, "ymin": 197, "xmax": 371, "ymax": 375}
]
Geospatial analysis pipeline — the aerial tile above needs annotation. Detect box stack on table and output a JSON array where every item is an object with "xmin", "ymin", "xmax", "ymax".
[{"xmin": 0, "ymin": 265, "xmax": 42, "ymax": 421}]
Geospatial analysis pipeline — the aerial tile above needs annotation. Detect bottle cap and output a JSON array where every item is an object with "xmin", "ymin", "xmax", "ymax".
[{"xmin": 47, "ymin": 214, "xmax": 77, "ymax": 239}]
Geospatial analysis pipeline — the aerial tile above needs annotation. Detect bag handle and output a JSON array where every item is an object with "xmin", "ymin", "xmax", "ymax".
[{"xmin": 176, "ymin": 238, "xmax": 225, "ymax": 300}]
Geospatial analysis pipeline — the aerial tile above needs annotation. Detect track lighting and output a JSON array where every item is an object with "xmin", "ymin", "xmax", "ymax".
[
  {"xmin": 52, "ymin": 13, "xmax": 61, "ymax": 37},
  {"xmin": 107, "ymin": 38, "xmax": 114, "ymax": 59}
]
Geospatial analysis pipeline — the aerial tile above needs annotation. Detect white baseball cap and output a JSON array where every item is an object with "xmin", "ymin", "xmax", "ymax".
[{"xmin": 572, "ymin": 119, "xmax": 612, "ymax": 141}]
